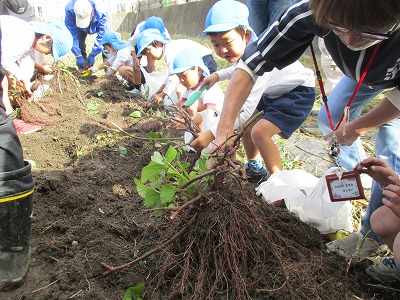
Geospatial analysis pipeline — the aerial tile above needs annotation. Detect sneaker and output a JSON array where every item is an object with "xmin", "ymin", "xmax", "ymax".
[
  {"xmin": 12, "ymin": 119, "xmax": 42, "ymax": 134},
  {"xmin": 245, "ymin": 162, "xmax": 267, "ymax": 183},
  {"xmin": 127, "ymin": 88, "xmax": 142, "ymax": 95},
  {"xmin": 365, "ymin": 256, "xmax": 400, "ymax": 283},
  {"xmin": 326, "ymin": 232, "xmax": 387, "ymax": 263}
]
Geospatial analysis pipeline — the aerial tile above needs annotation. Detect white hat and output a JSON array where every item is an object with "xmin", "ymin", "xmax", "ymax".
[{"xmin": 74, "ymin": 0, "xmax": 93, "ymax": 28}]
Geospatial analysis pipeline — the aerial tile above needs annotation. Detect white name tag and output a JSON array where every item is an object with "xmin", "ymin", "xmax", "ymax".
[{"xmin": 325, "ymin": 171, "xmax": 365, "ymax": 202}]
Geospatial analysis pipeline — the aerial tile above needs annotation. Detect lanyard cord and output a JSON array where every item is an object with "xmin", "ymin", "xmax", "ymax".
[{"xmin": 309, "ymin": 42, "xmax": 381, "ymax": 131}]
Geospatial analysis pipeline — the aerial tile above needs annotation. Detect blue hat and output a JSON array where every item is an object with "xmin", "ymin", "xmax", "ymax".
[
  {"xmin": 140, "ymin": 16, "xmax": 170, "ymax": 39},
  {"xmin": 101, "ymin": 31, "xmax": 128, "ymax": 51},
  {"xmin": 170, "ymin": 49, "xmax": 209, "ymax": 76},
  {"xmin": 30, "ymin": 20, "xmax": 73, "ymax": 62},
  {"xmin": 201, "ymin": 0, "xmax": 257, "ymax": 42},
  {"xmin": 136, "ymin": 28, "xmax": 170, "ymax": 55}
]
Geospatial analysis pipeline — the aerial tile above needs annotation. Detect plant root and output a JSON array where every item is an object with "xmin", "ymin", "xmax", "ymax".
[{"xmin": 144, "ymin": 182, "xmax": 329, "ymax": 300}]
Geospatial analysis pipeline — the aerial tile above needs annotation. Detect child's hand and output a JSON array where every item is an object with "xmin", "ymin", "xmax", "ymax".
[
  {"xmin": 190, "ymin": 130, "xmax": 214, "ymax": 153},
  {"xmin": 202, "ymin": 73, "xmax": 219, "ymax": 89},
  {"xmin": 151, "ymin": 93, "xmax": 164, "ymax": 104},
  {"xmin": 42, "ymin": 65, "xmax": 53, "ymax": 74},
  {"xmin": 382, "ymin": 175, "xmax": 400, "ymax": 219},
  {"xmin": 89, "ymin": 66, "xmax": 99, "ymax": 73},
  {"xmin": 354, "ymin": 157, "xmax": 398, "ymax": 187}
]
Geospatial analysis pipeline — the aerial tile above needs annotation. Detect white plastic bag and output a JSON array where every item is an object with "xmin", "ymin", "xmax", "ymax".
[
  {"xmin": 140, "ymin": 66, "xmax": 178, "ymax": 106},
  {"xmin": 255, "ymin": 168, "xmax": 354, "ymax": 234}
]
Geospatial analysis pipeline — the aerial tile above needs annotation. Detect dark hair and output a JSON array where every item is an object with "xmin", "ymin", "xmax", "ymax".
[
  {"xmin": 207, "ymin": 25, "xmax": 248, "ymax": 38},
  {"xmin": 34, "ymin": 33, "xmax": 52, "ymax": 49},
  {"xmin": 309, "ymin": 0, "xmax": 400, "ymax": 31},
  {"xmin": 102, "ymin": 42, "xmax": 112, "ymax": 48},
  {"xmin": 35, "ymin": 33, "xmax": 44, "ymax": 39},
  {"xmin": 234, "ymin": 25, "xmax": 247, "ymax": 38}
]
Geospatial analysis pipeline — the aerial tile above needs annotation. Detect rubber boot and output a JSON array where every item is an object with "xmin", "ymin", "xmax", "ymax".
[{"xmin": 0, "ymin": 161, "xmax": 34, "ymax": 291}]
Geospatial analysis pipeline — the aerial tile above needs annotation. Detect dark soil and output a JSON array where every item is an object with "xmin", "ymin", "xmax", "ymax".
[{"xmin": 1, "ymin": 69, "xmax": 399, "ymax": 300}]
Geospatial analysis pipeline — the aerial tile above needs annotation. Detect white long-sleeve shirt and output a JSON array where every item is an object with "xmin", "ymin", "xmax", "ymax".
[
  {"xmin": 0, "ymin": 15, "xmax": 36, "ymax": 81},
  {"xmin": 107, "ymin": 47, "xmax": 134, "ymax": 72}
]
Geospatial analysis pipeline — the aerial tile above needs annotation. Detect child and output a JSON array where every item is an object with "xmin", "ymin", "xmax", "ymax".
[
  {"xmin": 89, "ymin": 31, "xmax": 135, "ymax": 88},
  {"xmin": 354, "ymin": 157, "xmax": 400, "ymax": 282},
  {"xmin": 190, "ymin": 0, "xmax": 315, "ymax": 182},
  {"xmin": 0, "ymin": 15, "xmax": 73, "ymax": 134},
  {"xmin": 210, "ymin": 0, "xmax": 400, "ymax": 261},
  {"xmin": 127, "ymin": 16, "xmax": 171, "ymax": 93},
  {"xmin": 170, "ymin": 49, "xmax": 224, "ymax": 145},
  {"xmin": 136, "ymin": 28, "xmax": 217, "ymax": 105}
]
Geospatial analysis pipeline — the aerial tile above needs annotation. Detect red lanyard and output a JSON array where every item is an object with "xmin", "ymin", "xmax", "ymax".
[{"xmin": 310, "ymin": 42, "xmax": 381, "ymax": 131}]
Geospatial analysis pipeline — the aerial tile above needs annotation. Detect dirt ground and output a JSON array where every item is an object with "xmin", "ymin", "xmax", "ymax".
[{"xmin": 1, "ymin": 69, "xmax": 400, "ymax": 300}]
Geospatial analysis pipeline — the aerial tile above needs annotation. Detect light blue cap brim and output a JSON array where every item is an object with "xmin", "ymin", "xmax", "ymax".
[
  {"xmin": 201, "ymin": 23, "xmax": 258, "ymax": 43},
  {"xmin": 170, "ymin": 48, "xmax": 210, "ymax": 76},
  {"xmin": 30, "ymin": 20, "xmax": 73, "ymax": 62},
  {"xmin": 137, "ymin": 28, "xmax": 170, "ymax": 55},
  {"xmin": 170, "ymin": 66, "xmax": 191, "ymax": 75},
  {"xmin": 101, "ymin": 32, "xmax": 128, "ymax": 51}
]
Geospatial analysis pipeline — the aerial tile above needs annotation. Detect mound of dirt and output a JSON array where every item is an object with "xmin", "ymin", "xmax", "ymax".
[{"xmin": 1, "ymin": 69, "xmax": 399, "ymax": 300}]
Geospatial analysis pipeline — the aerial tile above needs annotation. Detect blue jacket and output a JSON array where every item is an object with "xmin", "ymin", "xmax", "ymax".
[{"xmin": 65, "ymin": 0, "xmax": 110, "ymax": 57}]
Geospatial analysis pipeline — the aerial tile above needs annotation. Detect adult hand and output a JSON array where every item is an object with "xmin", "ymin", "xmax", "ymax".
[
  {"xmin": 382, "ymin": 175, "xmax": 400, "ymax": 219},
  {"xmin": 202, "ymin": 73, "xmax": 219, "ymax": 89},
  {"xmin": 324, "ymin": 121, "xmax": 360, "ymax": 146},
  {"xmin": 76, "ymin": 56, "xmax": 86, "ymax": 69},
  {"xmin": 190, "ymin": 130, "xmax": 215, "ymax": 153},
  {"xmin": 87, "ymin": 54, "xmax": 96, "ymax": 67},
  {"xmin": 354, "ymin": 157, "xmax": 398, "ymax": 187}
]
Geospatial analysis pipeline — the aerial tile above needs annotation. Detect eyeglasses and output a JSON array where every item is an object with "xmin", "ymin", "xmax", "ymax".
[{"xmin": 328, "ymin": 20, "xmax": 399, "ymax": 40}]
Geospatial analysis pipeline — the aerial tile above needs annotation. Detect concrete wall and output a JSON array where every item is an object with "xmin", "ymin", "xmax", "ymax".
[{"xmin": 112, "ymin": 0, "xmax": 219, "ymax": 36}]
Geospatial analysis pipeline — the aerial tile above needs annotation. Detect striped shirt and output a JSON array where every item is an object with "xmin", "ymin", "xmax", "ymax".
[{"xmin": 241, "ymin": 0, "xmax": 400, "ymax": 91}]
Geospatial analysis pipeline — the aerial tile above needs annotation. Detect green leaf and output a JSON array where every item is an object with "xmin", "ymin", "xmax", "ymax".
[
  {"xmin": 153, "ymin": 210, "xmax": 164, "ymax": 217},
  {"xmin": 151, "ymin": 151, "xmax": 164, "ymax": 165},
  {"xmin": 118, "ymin": 146, "xmax": 128, "ymax": 156},
  {"xmin": 160, "ymin": 184, "xmax": 176, "ymax": 205},
  {"xmin": 147, "ymin": 132, "xmax": 161, "ymax": 138},
  {"xmin": 144, "ymin": 188, "xmax": 160, "ymax": 207},
  {"xmin": 86, "ymin": 102, "xmax": 99, "ymax": 110},
  {"xmin": 166, "ymin": 168, "xmax": 181, "ymax": 178},
  {"xmin": 141, "ymin": 161, "xmax": 166, "ymax": 182},
  {"xmin": 188, "ymin": 171, "xmax": 198, "ymax": 180},
  {"xmin": 123, "ymin": 283, "xmax": 145, "ymax": 300},
  {"xmin": 200, "ymin": 148, "xmax": 211, "ymax": 160},
  {"xmin": 134, "ymin": 178, "xmax": 148, "ymax": 198},
  {"xmin": 165, "ymin": 146, "xmax": 177, "ymax": 164},
  {"xmin": 129, "ymin": 111, "xmax": 142, "ymax": 118}
]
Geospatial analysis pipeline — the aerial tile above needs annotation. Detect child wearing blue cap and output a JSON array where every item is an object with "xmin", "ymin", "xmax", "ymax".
[
  {"xmin": 136, "ymin": 28, "xmax": 217, "ymax": 105},
  {"xmin": 127, "ymin": 16, "xmax": 171, "ymax": 94},
  {"xmin": 170, "ymin": 49, "xmax": 224, "ymax": 146},
  {"xmin": 89, "ymin": 31, "xmax": 135, "ymax": 88},
  {"xmin": 0, "ymin": 15, "xmax": 73, "ymax": 134},
  {"xmin": 190, "ymin": 0, "xmax": 315, "ymax": 183}
]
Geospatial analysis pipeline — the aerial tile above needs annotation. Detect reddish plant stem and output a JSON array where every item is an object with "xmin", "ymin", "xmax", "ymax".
[
  {"xmin": 100, "ymin": 216, "xmax": 196, "ymax": 276},
  {"xmin": 170, "ymin": 192, "xmax": 214, "ymax": 220}
]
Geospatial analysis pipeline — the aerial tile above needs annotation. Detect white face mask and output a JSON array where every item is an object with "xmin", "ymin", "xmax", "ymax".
[{"xmin": 346, "ymin": 40, "xmax": 380, "ymax": 51}]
